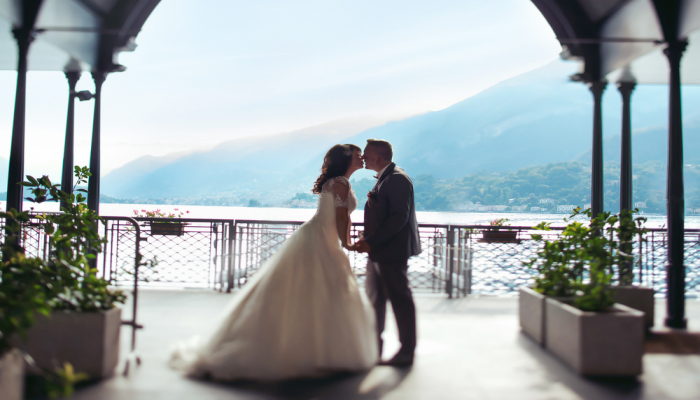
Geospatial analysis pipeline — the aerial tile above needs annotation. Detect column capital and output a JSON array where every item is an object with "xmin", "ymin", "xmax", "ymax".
[
  {"xmin": 663, "ymin": 40, "xmax": 688, "ymax": 62},
  {"xmin": 11, "ymin": 28, "xmax": 36, "ymax": 47},
  {"xmin": 65, "ymin": 71, "xmax": 81, "ymax": 88},
  {"xmin": 617, "ymin": 81, "xmax": 636, "ymax": 98},
  {"xmin": 91, "ymin": 71, "xmax": 107, "ymax": 87},
  {"xmin": 587, "ymin": 80, "xmax": 607, "ymax": 98}
]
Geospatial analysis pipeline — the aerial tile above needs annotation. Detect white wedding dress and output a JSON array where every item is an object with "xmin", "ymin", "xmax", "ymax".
[{"xmin": 170, "ymin": 176, "xmax": 378, "ymax": 381}]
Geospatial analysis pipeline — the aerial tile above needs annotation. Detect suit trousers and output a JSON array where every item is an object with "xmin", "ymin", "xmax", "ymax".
[{"xmin": 365, "ymin": 258, "xmax": 417, "ymax": 358}]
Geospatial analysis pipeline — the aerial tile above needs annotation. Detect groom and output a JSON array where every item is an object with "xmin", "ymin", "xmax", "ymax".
[{"xmin": 350, "ymin": 139, "xmax": 421, "ymax": 367}]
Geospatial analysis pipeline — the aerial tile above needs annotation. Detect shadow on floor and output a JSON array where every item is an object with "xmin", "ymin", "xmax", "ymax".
[
  {"xmin": 516, "ymin": 333, "xmax": 643, "ymax": 400},
  {"xmin": 194, "ymin": 366, "xmax": 412, "ymax": 400}
]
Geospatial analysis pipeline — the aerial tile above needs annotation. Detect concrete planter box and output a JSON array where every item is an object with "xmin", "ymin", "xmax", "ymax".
[
  {"xmin": 12, "ymin": 308, "xmax": 121, "ymax": 379},
  {"xmin": 519, "ymin": 287, "xmax": 546, "ymax": 345},
  {"xmin": 0, "ymin": 349, "xmax": 24, "ymax": 400},
  {"xmin": 545, "ymin": 298, "xmax": 644, "ymax": 376},
  {"xmin": 612, "ymin": 285, "xmax": 655, "ymax": 330}
]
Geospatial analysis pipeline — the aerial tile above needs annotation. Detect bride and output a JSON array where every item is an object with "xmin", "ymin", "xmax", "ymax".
[{"xmin": 170, "ymin": 144, "xmax": 378, "ymax": 381}]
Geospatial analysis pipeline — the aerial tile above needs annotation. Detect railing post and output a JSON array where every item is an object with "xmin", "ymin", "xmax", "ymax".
[
  {"xmin": 637, "ymin": 230, "xmax": 644, "ymax": 285},
  {"xmin": 467, "ymin": 232, "xmax": 473, "ymax": 295},
  {"xmin": 456, "ymin": 229, "xmax": 463, "ymax": 297},
  {"xmin": 227, "ymin": 220, "xmax": 235, "ymax": 293},
  {"xmin": 238, "ymin": 224, "xmax": 245, "ymax": 288},
  {"xmin": 432, "ymin": 235, "xmax": 437, "ymax": 292},
  {"xmin": 446, "ymin": 226, "xmax": 455, "ymax": 298},
  {"xmin": 219, "ymin": 223, "xmax": 226, "ymax": 292},
  {"xmin": 212, "ymin": 223, "xmax": 219, "ymax": 290}
]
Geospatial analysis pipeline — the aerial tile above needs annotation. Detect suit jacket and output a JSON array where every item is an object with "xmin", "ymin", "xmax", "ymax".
[{"xmin": 363, "ymin": 163, "xmax": 422, "ymax": 262}]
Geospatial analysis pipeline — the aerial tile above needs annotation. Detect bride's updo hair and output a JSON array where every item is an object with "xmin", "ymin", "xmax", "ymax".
[{"xmin": 312, "ymin": 144, "xmax": 361, "ymax": 194}]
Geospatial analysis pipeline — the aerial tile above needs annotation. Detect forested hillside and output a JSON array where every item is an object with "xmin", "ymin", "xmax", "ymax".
[
  {"xmin": 102, "ymin": 159, "xmax": 700, "ymax": 215},
  {"xmin": 336, "ymin": 161, "xmax": 700, "ymax": 214}
]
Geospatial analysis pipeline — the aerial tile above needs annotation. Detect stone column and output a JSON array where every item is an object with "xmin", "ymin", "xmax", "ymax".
[
  {"xmin": 664, "ymin": 41, "xmax": 688, "ymax": 329},
  {"xmin": 588, "ymin": 81, "xmax": 607, "ymax": 218},
  {"xmin": 617, "ymin": 82, "xmax": 636, "ymax": 213},
  {"xmin": 6, "ymin": 28, "xmax": 35, "ymax": 213},
  {"xmin": 61, "ymin": 71, "xmax": 81, "ymax": 211},
  {"xmin": 87, "ymin": 72, "xmax": 106, "ymax": 214}
]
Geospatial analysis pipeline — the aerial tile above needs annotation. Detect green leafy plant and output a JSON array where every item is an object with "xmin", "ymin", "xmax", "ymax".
[
  {"xmin": 24, "ymin": 360, "xmax": 88, "ymax": 399},
  {"xmin": 615, "ymin": 209, "xmax": 648, "ymax": 286},
  {"xmin": 0, "ymin": 210, "xmax": 58, "ymax": 357},
  {"xmin": 0, "ymin": 213, "xmax": 89, "ymax": 397},
  {"xmin": 45, "ymin": 362, "xmax": 89, "ymax": 398},
  {"xmin": 1, "ymin": 167, "xmax": 124, "ymax": 398},
  {"xmin": 525, "ymin": 207, "xmax": 647, "ymax": 312},
  {"xmin": 20, "ymin": 167, "xmax": 126, "ymax": 311}
]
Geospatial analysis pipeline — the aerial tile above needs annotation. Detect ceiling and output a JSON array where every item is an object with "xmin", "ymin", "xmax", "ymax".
[
  {"xmin": 532, "ymin": 0, "xmax": 700, "ymax": 84},
  {"xmin": 0, "ymin": 0, "xmax": 159, "ymax": 72}
]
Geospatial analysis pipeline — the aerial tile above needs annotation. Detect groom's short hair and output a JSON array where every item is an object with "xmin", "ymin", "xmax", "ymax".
[{"xmin": 366, "ymin": 139, "xmax": 393, "ymax": 161}]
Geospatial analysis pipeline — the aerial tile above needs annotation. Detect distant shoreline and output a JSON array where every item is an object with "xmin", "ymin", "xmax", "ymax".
[{"xmin": 14, "ymin": 201, "xmax": 698, "ymax": 229}]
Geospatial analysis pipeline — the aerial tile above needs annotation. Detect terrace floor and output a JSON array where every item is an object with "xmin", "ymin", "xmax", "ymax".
[{"xmin": 69, "ymin": 290, "xmax": 700, "ymax": 400}]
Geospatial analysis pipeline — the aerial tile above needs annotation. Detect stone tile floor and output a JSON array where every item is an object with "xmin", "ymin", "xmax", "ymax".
[{"xmin": 67, "ymin": 290, "xmax": 700, "ymax": 400}]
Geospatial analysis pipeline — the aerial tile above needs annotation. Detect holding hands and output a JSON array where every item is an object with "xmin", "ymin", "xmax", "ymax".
[{"xmin": 348, "ymin": 238, "xmax": 371, "ymax": 253}]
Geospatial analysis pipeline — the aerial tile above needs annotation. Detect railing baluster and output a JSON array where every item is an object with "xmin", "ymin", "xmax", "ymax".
[
  {"xmin": 446, "ymin": 227, "xmax": 454, "ymax": 298},
  {"xmin": 227, "ymin": 220, "xmax": 235, "ymax": 293}
]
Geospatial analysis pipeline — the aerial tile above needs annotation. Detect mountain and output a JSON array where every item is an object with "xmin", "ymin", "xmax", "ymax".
[
  {"xmin": 312, "ymin": 63, "xmax": 700, "ymax": 180},
  {"xmin": 101, "ymin": 117, "xmax": 388, "ymax": 200},
  {"xmin": 102, "ymin": 59, "xmax": 700, "ymax": 201},
  {"xmin": 576, "ymin": 122, "xmax": 700, "ymax": 167}
]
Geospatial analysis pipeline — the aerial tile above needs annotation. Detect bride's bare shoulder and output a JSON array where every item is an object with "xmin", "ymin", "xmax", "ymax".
[{"xmin": 327, "ymin": 176, "xmax": 350, "ymax": 187}]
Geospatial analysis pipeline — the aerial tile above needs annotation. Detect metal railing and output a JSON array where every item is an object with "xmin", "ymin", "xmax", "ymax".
[
  {"xmin": 10, "ymin": 215, "xmax": 700, "ymax": 299},
  {"xmin": 226, "ymin": 221, "xmax": 700, "ymax": 299},
  {"xmin": 229, "ymin": 221, "xmax": 466, "ymax": 295},
  {"xmin": 101, "ymin": 217, "xmax": 233, "ymax": 290}
]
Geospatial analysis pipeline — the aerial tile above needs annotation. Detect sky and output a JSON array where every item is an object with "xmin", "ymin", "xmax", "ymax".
[{"xmin": 0, "ymin": 0, "xmax": 561, "ymax": 178}]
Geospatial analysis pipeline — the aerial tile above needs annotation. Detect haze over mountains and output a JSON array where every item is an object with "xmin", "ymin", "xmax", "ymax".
[{"xmin": 101, "ymin": 59, "xmax": 700, "ymax": 203}]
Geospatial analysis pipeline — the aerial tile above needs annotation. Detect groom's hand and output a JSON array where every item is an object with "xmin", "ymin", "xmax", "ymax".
[{"xmin": 351, "ymin": 239, "xmax": 371, "ymax": 253}]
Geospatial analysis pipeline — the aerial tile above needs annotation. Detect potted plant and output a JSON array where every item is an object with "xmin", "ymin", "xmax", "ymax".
[
  {"xmin": 520, "ymin": 221, "xmax": 578, "ymax": 346},
  {"xmin": 610, "ymin": 209, "xmax": 655, "ymax": 330},
  {"xmin": 10, "ymin": 167, "xmax": 127, "ymax": 380},
  {"xmin": 0, "ymin": 209, "xmax": 54, "ymax": 400},
  {"xmin": 0, "ymin": 208, "xmax": 88, "ymax": 398},
  {"xmin": 525, "ymin": 208, "xmax": 645, "ymax": 376},
  {"xmin": 133, "ymin": 208, "xmax": 190, "ymax": 236},
  {"xmin": 481, "ymin": 218, "xmax": 519, "ymax": 243}
]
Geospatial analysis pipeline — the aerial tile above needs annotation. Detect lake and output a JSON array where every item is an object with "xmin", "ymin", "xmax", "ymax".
[{"xmin": 14, "ymin": 201, "xmax": 700, "ymax": 229}]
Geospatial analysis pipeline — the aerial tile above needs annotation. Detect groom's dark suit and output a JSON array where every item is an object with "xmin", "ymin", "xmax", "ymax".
[{"xmin": 363, "ymin": 162, "xmax": 421, "ymax": 358}]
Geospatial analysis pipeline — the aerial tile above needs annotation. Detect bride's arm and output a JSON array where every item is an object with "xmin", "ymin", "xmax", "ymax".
[
  {"xmin": 336, "ymin": 207, "xmax": 351, "ymax": 248},
  {"xmin": 331, "ymin": 178, "xmax": 352, "ymax": 249}
]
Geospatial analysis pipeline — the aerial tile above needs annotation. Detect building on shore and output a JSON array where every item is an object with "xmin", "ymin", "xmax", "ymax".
[{"xmin": 557, "ymin": 205, "xmax": 577, "ymax": 213}]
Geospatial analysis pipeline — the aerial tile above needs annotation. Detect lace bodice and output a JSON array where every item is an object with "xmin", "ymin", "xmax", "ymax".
[{"xmin": 321, "ymin": 176, "xmax": 358, "ymax": 214}]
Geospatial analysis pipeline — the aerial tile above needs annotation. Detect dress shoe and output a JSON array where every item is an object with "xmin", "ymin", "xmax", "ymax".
[{"xmin": 378, "ymin": 353, "xmax": 414, "ymax": 367}]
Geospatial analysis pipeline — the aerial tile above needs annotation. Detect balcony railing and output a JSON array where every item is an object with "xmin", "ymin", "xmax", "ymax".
[{"xmin": 9, "ymin": 216, "xmax": 700, "ymax": 298}]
